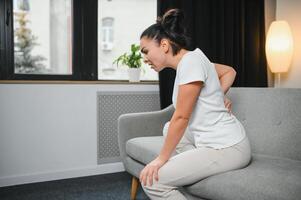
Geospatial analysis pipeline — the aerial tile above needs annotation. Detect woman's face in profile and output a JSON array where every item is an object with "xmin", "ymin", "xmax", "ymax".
[{"xmin": 140, "ymin": 37, "xmax": 167, "ymax": 72}]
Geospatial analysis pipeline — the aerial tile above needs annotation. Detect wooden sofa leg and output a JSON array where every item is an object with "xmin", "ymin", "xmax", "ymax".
[{"xmin": 131, "ymin": 176, "xmax": 139, "ymax": 200}]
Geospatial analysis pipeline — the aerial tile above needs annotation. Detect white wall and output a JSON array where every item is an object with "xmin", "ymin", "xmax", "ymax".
[
  {"xmin": 0, "ymin": 84, "xmax": 159, "ymax": 187},
  {"xmin": 275, "ymin": 0, "xmax": 301, "ymax": 87}
]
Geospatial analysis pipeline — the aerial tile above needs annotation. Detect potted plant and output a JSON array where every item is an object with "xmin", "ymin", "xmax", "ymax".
[{"xmin": 113, "ymin": 44, "xmax": 144, "ymax": 82}]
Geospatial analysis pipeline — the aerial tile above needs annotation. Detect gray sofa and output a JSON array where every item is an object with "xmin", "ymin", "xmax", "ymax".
[{"xmin": 118, "ymin": 88, "xmax": 301, "ymax": 200}]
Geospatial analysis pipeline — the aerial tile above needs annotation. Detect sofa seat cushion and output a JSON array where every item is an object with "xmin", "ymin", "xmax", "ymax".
[
  {"xmin": 185, "ymin": 154, "xmax": 301, "ymax": 200},
  {"xmin": 126, "ymin": 136, "xmax": 164, "ymax": 164}
]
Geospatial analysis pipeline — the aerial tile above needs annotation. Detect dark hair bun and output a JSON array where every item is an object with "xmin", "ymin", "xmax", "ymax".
[
  {"xmin": 160, "ymin": 8, "xmax": 186, "ymax": 35},
  {"xmin": 141, "ymin": 8, "xmax": 190, "ymax": 55}
]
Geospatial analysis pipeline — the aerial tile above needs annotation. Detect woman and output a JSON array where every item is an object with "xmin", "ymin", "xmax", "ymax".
[{"xmin": 139, "ymin": 8, "xmax": 251, "ymax": 200}]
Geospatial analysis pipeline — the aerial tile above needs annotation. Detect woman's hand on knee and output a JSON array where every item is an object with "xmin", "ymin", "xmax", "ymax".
[{"xmin": 139, "ymin": 157, "xmax": 166, "ymax": 186}]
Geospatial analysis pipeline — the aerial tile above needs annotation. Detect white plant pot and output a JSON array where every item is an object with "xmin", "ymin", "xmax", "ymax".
[{"xmin": 127, "ymin": 68, "xmax": 141, "ymax": 82}]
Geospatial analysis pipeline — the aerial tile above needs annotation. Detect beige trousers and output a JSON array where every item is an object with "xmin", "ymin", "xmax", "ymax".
[{"xmin": 141, "ymin": 126, "xmax": 252, "ymax": 200}]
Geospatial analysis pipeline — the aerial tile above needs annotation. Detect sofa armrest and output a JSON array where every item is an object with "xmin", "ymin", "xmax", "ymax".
[{"xmin": 118, "ymin": 104, "xmax": 174, "ymax": 162}]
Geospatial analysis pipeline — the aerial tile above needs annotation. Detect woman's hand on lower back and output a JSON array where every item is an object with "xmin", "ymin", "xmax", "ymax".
[
  {"xmin": 224, "ymin": 96, "xmax": 232, "ymax": 115},
  {"xmin": 139, "ymin": 156, "xmax": 167, "ymax": 187}
]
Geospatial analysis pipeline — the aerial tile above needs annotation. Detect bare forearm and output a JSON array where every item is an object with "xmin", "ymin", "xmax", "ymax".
[
  {"xmin": 219, "ymin": 68, "xmax": 236, "ymax": 94},
  {"xmin": 214, "ymin": 63, "xmax": 237, "ymax": 95},
  {"xmin": 158, "ymin": 116, "xmax": 188, "ymax": 161}
]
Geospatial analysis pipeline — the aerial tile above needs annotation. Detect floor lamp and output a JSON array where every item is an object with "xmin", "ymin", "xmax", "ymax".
[{"xmin": 266, "ymin": 20, "xmax": 294, "ymax": 88}]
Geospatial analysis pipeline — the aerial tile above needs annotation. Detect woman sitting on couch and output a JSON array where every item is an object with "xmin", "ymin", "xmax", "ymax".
[{"xmin": 138, "ymin": 8, "xmax": 251, "ymax": 200}]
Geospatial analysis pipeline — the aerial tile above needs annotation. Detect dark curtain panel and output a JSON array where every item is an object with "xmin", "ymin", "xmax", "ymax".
[{"xmin": 157, "ymin": 0, "xmax": 267, "ymax": 109}]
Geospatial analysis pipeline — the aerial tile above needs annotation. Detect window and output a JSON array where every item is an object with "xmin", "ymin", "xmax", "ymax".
[
  {"xmin": 13, "ymin": 0, "xmax": 72, "ymax": 75},
  {"xmin": 97, "ymin": 0, "xmax": 158, "ymax": 81},
  {"xmin": 101, "ymin": 17, "xmax": 114, "ymax": 51},
  {"xmin": 0, "ymin": 0, "xmax": 97, "ymax": 80},
  {"xmin": 0, "ymin": 0, "xmax": 158, "ymax": 81}
]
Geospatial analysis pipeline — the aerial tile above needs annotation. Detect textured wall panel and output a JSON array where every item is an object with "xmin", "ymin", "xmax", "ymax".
[{"xmin": 97, "ymin": 91, "xmax": 160, "ymax": 164}]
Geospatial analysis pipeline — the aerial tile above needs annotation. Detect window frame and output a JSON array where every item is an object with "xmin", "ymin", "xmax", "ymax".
[{"xmin": 0, "ymin": 0, "xmax": 98, "ymax": 81}]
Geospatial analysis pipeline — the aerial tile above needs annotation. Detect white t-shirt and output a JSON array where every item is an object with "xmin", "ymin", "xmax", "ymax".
[{"xmin": 163, "ymin": 48, "xmax": 246, "ymax": 149}]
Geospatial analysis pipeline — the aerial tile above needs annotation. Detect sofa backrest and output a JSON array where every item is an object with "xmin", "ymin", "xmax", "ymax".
[{"xmin": 227, "ymin": 88, "xmax": 301, "ymax": 161}]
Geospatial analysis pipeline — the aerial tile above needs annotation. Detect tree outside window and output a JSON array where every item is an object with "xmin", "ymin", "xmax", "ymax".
[{"xmin": 14, "ymin": 0, "xmax": 48, "ymax": 74}]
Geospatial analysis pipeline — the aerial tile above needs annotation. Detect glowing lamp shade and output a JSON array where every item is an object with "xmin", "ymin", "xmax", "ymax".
[{"xmin": 266, "ymin": 21, "xmax": 294, "ymax": 73}]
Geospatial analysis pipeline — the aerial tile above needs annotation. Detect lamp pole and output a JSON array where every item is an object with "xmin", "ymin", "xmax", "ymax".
[{"xmin": 275, "ymin": 73, "xmax": 281, "ymax": 88}]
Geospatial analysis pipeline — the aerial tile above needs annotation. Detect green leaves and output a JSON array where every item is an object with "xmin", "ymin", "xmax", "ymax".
[
  {"xmin": 113, "ymin": 44, "xmax": 143, "ymax": 68},
  {"xmin": 131, "ymin": 44, "xmax": 140, "ymax": 53}
]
